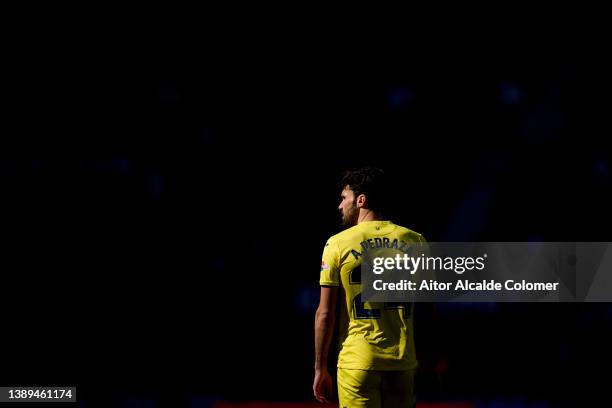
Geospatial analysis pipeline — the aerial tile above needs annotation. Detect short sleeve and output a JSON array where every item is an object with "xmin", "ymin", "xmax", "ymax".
[{"xmin": 319, "ymin": 238, "xmax": 340, "ymax": 286}]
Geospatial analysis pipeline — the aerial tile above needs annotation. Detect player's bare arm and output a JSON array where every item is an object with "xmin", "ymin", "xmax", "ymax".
[{"xmin": 313, "ymin": 285, "xmax": 338, "ymax": 403}]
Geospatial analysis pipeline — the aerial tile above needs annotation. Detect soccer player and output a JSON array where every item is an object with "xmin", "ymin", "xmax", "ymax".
[{"xmin": 313, "ymin": 167, "xmax": 426, "ymax": 408}]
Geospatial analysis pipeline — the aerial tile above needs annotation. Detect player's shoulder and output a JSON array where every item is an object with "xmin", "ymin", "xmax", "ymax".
[
  {"xmin": 325, "ymin": 225, "xmax": 362, "ymax": 247},
  {"xmin": 326, "ymin": 223, "xmax": 426, "ymax": 246},
  {"xmin": 392, "ymin": 223, "xmax": 427, "ymax": 243}
]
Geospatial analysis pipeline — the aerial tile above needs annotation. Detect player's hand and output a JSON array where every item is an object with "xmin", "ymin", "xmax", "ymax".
[{"xmin": 313, "ymin": 368, "xmax": 333, "ymax": 403}]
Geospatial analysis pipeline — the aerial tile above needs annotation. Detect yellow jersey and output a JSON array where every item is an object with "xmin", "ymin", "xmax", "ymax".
[{"xmin": 320, "ymin": 220, "xmax": 426, "ymax": 370}]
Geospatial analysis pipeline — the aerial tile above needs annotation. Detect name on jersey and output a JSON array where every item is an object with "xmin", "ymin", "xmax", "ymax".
[{"xmin": 350, "ymin": 238, "xmax": 414, "ymax": 260}]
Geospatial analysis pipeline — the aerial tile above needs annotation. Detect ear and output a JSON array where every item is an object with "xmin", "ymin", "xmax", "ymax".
[{"xmin": 356, "ymin": 194, "xmax": 367, "ymax": 208}]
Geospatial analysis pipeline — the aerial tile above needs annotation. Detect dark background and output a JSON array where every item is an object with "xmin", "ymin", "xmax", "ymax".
[{"xmin": 2, "ymin": 11, "xmax": 611, "ymax": 408}]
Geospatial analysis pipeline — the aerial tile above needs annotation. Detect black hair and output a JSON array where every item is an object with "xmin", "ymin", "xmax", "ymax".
[{"xmin": 340, "ymin": 166, "xmax": 390, "ymax": 214}]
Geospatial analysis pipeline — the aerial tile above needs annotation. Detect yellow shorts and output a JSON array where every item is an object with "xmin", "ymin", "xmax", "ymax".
[{"xmin": 337, "ymin": 368, "xmax": 416, "ymax": 408}]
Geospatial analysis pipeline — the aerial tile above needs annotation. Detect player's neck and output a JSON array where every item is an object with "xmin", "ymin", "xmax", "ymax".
[{"xmin": 357, "ymin": 209, "xmax": 384, "ymax": 224}]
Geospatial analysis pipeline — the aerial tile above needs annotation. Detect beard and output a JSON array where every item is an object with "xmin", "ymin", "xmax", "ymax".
[{"xmin": 341, "ymin": 203, "xmax": 359, "ymax": 228}]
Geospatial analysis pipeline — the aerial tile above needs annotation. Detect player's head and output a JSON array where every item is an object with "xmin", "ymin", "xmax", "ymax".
[{"xmin": 338, "ymin": 166, "xmax": 389, "ymax": 227}]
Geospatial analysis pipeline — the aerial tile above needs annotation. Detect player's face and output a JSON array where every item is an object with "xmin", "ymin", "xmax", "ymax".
[{"xmin": 339, "ymin": 186, "xmax": 359, "ymax": 227}]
